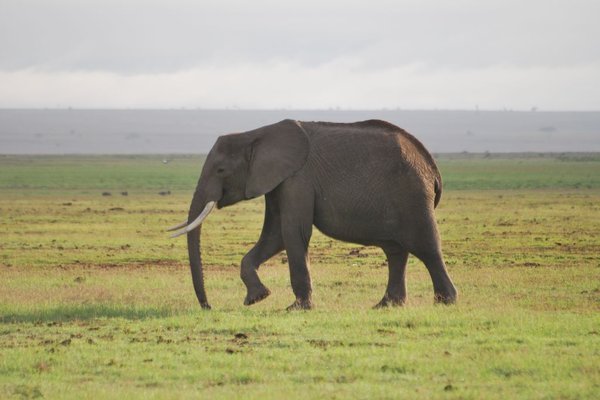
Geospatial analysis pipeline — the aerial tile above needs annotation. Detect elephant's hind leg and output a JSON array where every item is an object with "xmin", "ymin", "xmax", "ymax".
[
  {"xmin": 242, "ymin": 194, "xmax": 284, "ymax": 306},
  {"xmin": 374, "ymin": 244, "xmax": 409, "ymax": 308},
  {"xmin": 405, "ymin": 212, "xmax": 457, "ymax": 304},
  {"xmin": 417, "ymin": 249, "xmax": 457, "ymax": 304}
]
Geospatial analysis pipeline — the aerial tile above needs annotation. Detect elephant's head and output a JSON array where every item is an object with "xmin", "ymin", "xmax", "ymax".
[{"xmin": 168, "ymin": 120, "xmax": 309, "ymax": 309}]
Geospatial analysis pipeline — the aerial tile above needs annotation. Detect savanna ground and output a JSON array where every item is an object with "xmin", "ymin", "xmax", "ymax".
[{"xmin": 1, "ymin": 153, "xmax": 599, "ymax": 399}]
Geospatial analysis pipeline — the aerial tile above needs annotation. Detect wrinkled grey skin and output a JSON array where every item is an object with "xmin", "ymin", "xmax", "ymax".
[{"xmin": 185, "ymin": 119, "xmax": 457, "ymax": 310}]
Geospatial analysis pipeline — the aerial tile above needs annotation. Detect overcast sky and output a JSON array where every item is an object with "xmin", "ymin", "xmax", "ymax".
[{"xmin": 1, "ymin": 0, "xmax": 599, "ymax": 110}]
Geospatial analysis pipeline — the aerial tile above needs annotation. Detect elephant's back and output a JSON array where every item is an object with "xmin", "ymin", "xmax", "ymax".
[
  {"xmin": 301, "ymin": 120, "xmax": 439, "ymax": 186},
  {"xmin": 302, "ymin": 119, "xmax": 434, "ymax": 159},
  {"xmin": 301, "ymin": 120, "xmax": 440, "ymax": 244}
]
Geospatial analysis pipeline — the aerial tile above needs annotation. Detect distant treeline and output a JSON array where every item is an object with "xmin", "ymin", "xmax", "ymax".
[{"xmin": 1, "ymin": 109, "xmax": 599, "ymax": 154}]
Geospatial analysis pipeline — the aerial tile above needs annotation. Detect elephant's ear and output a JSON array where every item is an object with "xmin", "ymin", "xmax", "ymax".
[{"xmin": 245, "ymin": 120, "xmax": 309, "ymax": 199}]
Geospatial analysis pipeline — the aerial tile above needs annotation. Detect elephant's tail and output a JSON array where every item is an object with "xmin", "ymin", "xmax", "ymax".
[{"xmin": 434, "ymin": 174, "xmax": 442, "ymax": 209}]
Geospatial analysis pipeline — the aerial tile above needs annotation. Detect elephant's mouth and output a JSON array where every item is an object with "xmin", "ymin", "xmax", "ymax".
[{"xmin": 216, "ymin": 188, "xmax": 228, "ymax": 209}]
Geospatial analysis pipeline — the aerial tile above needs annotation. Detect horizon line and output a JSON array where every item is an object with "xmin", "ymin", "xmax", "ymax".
[{"xmin": 1, "ymin": 107, "xmax": 600, "ymax": 113}]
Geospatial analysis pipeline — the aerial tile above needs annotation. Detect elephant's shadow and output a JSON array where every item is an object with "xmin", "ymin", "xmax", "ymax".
[{"xmin": 0, "ymin": 304, "xmax": 178, "ymax": 324}]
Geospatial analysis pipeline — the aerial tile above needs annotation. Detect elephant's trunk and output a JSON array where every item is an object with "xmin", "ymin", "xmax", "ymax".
[{"xmin": 186, "ymin": 190, "xmax": 212, "ymax": 309}]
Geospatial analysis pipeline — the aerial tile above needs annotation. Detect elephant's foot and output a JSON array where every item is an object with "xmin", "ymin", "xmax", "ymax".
[
  {"xmin": 434, "ymin": 289, "xmax": 457, "ymax": 305},
  {"xmin": 286, "ymin": 298, "xmax": 313, "ymax": 311},
  {"xmin": 199, "ymin": 302, "xmax": 212, "ymax": 310},
  {"xmin": 244, "ymin": 285, "xmax": 271, "ymax": 306},
  {"xmin": 373, "ymin": 295, "xmax": 405, "ymax": 309}
]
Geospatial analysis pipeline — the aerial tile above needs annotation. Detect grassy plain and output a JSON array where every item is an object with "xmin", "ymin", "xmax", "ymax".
[{"xmin": 1, "ymin": 154, "xmax": 599, "ymax": 399}]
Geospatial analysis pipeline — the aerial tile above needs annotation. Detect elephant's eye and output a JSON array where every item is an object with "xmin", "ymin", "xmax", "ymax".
[{"xmin": 217, "ymin": 167, "xmax": 225, "ymax": 174}]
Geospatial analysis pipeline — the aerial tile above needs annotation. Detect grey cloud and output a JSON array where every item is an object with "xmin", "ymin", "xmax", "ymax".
[{"xmin": 1, "ymin": 1, "xmax": 599, "ymax": 74}]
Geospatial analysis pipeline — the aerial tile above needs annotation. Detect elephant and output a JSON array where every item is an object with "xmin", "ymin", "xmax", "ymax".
[{"xmin": 168, "ymin": 119, "xmax": 457, "ymax": 310}]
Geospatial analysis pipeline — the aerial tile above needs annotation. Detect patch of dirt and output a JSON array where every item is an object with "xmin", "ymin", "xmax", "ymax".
[
  {"xmin": 34, "ymin": 361, "xmax": 50, "ymax": 373},
  {"xmin": 307, "ymin": 339, "xmax": 345, "ymax": 349},
  {"xmin": 496, "ymin": 220, "xmax": 515, "ymax": 227},
  {"xmin": 348, "ymin": 248, "xmax": 368, "ymax": 257},
  {"xmin": 522, "ymin": 262, "xmax": 542, "ymax": 267},
  {"xmin": 156, "ymin": 336, "xmax": 173, "ymax": 344}
]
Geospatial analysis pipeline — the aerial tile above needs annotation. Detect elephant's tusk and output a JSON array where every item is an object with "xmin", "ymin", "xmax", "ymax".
[
  {"xmin": 169, "ymin": 201, "xmax": 216, "ymax": 238},
  {"xmin": 166, "ymin": 220, "xmax": 188, "ymax": 232}
]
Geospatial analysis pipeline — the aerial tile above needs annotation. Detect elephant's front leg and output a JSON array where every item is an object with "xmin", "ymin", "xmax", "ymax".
[
  {"xmin": 241, "ymin": 240, "xmax": 283, "ymax": 305},
  {"xmin": 279, "ymin": 180, "xmax": 315, "ymax": 311},
  {"xmin": 242, "ymin": 194, "xmax": 284, "ymax": 306},
  {"xmin": 282, "ymin": 224, "xmax": 313, "ymax": 310}
]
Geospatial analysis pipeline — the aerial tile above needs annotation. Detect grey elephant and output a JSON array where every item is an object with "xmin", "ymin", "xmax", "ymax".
[{"xmin": 169, "ymin": 119, "xmax": 457, "ymax": 310}]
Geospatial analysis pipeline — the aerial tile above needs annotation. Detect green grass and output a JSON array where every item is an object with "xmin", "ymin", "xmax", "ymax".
[
  {"xmin": 439, "ymin": 153, "xmax": 600, "ymax": 190},
  {"xmin": 2, "ymin": 153, "xmax": 600, "ymax": 193},
  {"xmin": 0, "ymin": 155, "xmax": 204, "ymax": 193},
  {"xmin": 1, "ymin": 154, "xmax": 599, "ymax": 399}
]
